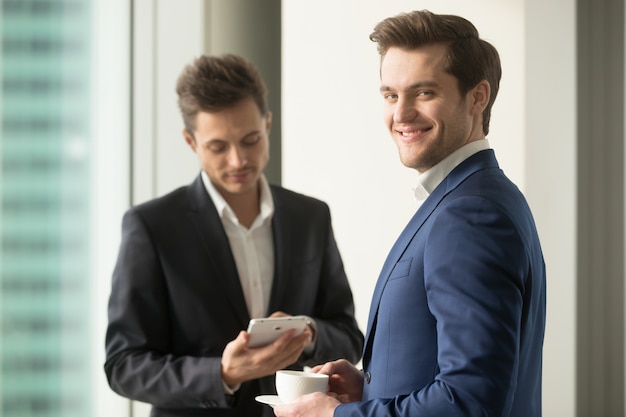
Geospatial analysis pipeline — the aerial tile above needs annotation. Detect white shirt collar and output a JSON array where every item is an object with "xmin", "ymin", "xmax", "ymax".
[
  {"xmin": 200, "ymin": 171, "xmax": 275, "ymax": 321},
  {"xmin": 200, "ymin": 171, "xmax": 274, "ymax": 228},
  {"xmin": 413, "ymin": 139, "xmax": 490, "ymax": 207}
]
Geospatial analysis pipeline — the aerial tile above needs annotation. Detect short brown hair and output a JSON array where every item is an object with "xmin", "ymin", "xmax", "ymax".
[
  {"xmin": 176, "ymin": 54, "xmax": 268, "ymax": 134},
  {"xmin": 370, "ymin": 10, "xmax": 501, "ymax": 135}
]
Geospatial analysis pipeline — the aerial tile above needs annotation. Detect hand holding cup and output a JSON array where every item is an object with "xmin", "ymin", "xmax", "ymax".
[{"xmin": 275, "ymin": 370, "xmax": 329, "ymax": 404}]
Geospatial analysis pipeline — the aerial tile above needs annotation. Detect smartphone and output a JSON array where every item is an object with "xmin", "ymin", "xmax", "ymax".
[{"xmin": 246, "ymin": 316, "xmax": 308, "ymax": 348}]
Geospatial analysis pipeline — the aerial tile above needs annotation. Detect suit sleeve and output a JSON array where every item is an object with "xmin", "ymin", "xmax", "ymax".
[
  {"xmin": 104, "ymin": 209, "xmax": 230, "ymax": 409},
  {"xmin": 337, "ymin": 195, "xmax": 529, "ymax": 417}
]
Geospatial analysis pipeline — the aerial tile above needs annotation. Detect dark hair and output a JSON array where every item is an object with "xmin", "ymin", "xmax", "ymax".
[
  {"xmin": 370, "ymin": 10, "xmax": 501, "ymax": 135},
  {"xmin": 176, "ymin": 54, "xmax": 268, "ymax": 134}
]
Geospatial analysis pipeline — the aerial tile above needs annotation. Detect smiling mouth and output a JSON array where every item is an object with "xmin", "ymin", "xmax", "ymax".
[
  {"xmin": 396, "ymin": 127, "xmax": 432, "ymax": 141},
  {"xmin": 398, "ymin": 127, "xmax": 431, "ymax": 135}
]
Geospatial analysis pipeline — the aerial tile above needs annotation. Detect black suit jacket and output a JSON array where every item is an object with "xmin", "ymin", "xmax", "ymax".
[{"xmin": 104, "ymin": 175, "xmax": 363, "ymax": 416}]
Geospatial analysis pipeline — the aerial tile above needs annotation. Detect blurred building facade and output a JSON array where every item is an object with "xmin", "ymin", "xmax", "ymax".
[{"xmin": 1, "ymin": 0, "xmax": 92, "ymax": 416}]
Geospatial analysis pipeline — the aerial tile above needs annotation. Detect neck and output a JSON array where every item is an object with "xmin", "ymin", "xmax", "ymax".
[{"xmin": 222, "ymin": 184, "xmax": 261, "ymax": 229}]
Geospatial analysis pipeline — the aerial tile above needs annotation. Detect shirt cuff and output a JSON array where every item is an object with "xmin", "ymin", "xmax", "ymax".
[
  {"xmin": 302, "ymin": 315, "xmax": 317, "ymax": 355},
  {"xmin": 222, "ymin": 380, "xmax": 241, "ymax": 395}
]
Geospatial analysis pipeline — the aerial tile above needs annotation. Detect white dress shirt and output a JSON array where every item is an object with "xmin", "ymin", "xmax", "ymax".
[
  {"xmin": 201, "ymin": 171, "xmax": 274, "ymax": 320},
  {"xmin": 413, "ymin": 139, "xmax": 491, "ymax": 209},
  {"xmin": 201, "ymin": 173, "xmax": 316, "ymax": 395}
]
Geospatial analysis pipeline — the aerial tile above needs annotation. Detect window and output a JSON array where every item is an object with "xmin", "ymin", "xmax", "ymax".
[{"xmin": 1, "ymin": 0, "xmax": 129, "ymax": 415}]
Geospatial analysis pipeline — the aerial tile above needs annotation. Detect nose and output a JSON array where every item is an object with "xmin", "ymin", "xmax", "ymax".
[
  {"xmin": 227, "ymin": 145, "xmax": 247, "ymax": 168},
  {"xmin": 394, "ymin": 97, "xmax": 417, "ymax": 123}
]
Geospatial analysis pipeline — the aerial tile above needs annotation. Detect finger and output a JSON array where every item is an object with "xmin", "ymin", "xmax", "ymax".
[
  {"xmin": 294, "ymin": 328, "xmax": 312, "ymax": 346},
  {"xmin": 273, "ymin": 339, "xmax": 309, "ymax": 369},
  {"xmin": 310, "ymin": 363, "xmax": 325, "ymax": 373},
  {"xmin": 228, "ymin": 331, "xmax": 249, "ymax": 353},
  {"xmin": 334, "ymin": 393, "xmax": 351, "ymax": 404},
  {"xmin": 301, "ymin": 328, "xmax": 313, "ymax": 344},
  {"xmin": 256, "ymin": 330, "xmax": 311, "ymax": 371},
  {"xmin": 316, "ymin": 361, "xmax": 336, "ymax": 376},
  {"xmin": 272, "ymin": 403, "xmax": 292, "ymax": 416},
  {"xmin": 237, "ymin": 330, "xmax": 250, "ymax": 344},
  {"xmin": 274, "ymin": 343, "xmax": 306, "ymax": 368}
]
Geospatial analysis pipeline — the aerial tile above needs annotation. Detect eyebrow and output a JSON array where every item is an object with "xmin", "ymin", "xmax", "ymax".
[
  {"xmin": 379, "ymin": 81, "xmax": 439, "ymax": 93},
  {"xmin": 240, "ymin": 131, "xmax": 262, "ymax": 142},
  {"xmin": 206, "ymin": 130, "xmax": 261, "ymax": 144}
]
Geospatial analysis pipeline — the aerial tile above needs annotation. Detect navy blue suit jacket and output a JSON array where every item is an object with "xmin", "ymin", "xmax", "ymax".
[
  {"xmin": 104, "ymin": 175, "xmax": 363, "ymax": 417},
  {"xmin": 336, "ymin": 150, "xmax": 546, "ymax": 417}
]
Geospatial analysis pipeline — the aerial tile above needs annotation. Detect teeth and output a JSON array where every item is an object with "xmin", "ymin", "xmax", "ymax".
[{"xmin": 400, "ymin": 129, "xmax": 428, "ymax": 136}]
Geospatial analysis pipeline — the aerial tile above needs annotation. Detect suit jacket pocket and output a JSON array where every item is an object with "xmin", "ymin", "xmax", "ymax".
[{"xmin": 388, "ymin": 258, "xmax": 412, "ymax": 280}]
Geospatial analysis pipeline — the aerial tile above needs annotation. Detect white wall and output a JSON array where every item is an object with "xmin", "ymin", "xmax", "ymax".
[
  {"xmin": 524, "ymin": 0, "xmax": 577, "ymax": 415},
  {"xmin": 282, "ymin": 1, "xmax": 575, "ymax": 416},
  {"xmin": 132, "ymin": 0, "xmax": 204, "ymax": 205}
]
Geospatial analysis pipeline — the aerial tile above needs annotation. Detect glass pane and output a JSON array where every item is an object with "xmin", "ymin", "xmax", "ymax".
[{"xmin": 1, "ymin": 1, "xmax": 93, "ymax": 416}]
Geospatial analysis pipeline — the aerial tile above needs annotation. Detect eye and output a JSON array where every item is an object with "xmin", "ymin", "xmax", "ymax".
[
  {"xmin": 207, "ymin": 140, "xmax": 227, "ymax": 153},
  {"xmin": 383, "ymin": 93, "xmax": 398, "ymax": 102},
  {"xmin": 417, "ymin": 90, "xmax": 433, "ymax": 98},
  {"xmin": 242, "ymin": 135, "xmax": 261, "ymax": 147}
]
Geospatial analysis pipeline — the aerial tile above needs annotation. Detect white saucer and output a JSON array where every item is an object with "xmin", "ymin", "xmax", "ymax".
[{"xmin": 255, "ymin": 395, "xmax": 283, "ymax": 408}]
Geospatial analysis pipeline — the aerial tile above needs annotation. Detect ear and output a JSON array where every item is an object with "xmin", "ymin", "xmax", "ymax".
[
  {"xmin": 183, "ymin": 129, "xmax": 197, "ymax": 152},
  {"xmin": 265, "ymin": 111, "xmax": 273, "ymax": 134},
  {"xmin": 470, "ymin": 80, "xmax": 490, "ymax": 115}
]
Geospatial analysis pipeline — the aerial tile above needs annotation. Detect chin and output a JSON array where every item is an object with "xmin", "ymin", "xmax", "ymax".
[
  {"xmin": 230, "ymin": 183, "xmax": 258, "ymax": 195},
  {"xmin": 398, "ymin": 154, "xmax": 417, "ymax": 168}
]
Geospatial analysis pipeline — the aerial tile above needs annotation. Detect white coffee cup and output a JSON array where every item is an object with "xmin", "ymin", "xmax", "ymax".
[{"xmin": 275, "ymin": 370, "xmax": 329, "ymax": 404}]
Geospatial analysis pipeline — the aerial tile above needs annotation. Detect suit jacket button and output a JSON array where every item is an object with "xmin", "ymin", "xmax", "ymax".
[{"xmin": 364, "ymin": 371, "xmax": 371, "ymax": 384}]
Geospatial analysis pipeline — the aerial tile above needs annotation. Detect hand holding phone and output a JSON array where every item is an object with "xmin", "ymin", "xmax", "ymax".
[{"xmin": 246, "ymin": 316, "xmax": 308, "ymax": 348}]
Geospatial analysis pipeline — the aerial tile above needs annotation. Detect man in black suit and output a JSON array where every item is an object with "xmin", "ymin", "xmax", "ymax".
[{"xmin": 104, "ymin": 54, "xmax": 363, "ymax": 417}]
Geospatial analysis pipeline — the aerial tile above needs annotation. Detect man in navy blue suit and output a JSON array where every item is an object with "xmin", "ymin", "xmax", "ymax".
[{"xmin": 275, "ymin": 9, "xmax": 546, "ymax": 417}]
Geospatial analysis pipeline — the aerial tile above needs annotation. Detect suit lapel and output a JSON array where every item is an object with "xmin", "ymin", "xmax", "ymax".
[
  {"xmin": 362, "ymin": 186, "xmax": 443, "ymax": 364},
  {"xmin": 267, "ymin": 186, "xmax": 290, "ymax": 314},
  {"xmin": 186, "ymin": 175, "xmax": 250, "ymax": 328},
  {"xmin": 362, "ymin": 150, "xmax": 499, "ymax": 365}
]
